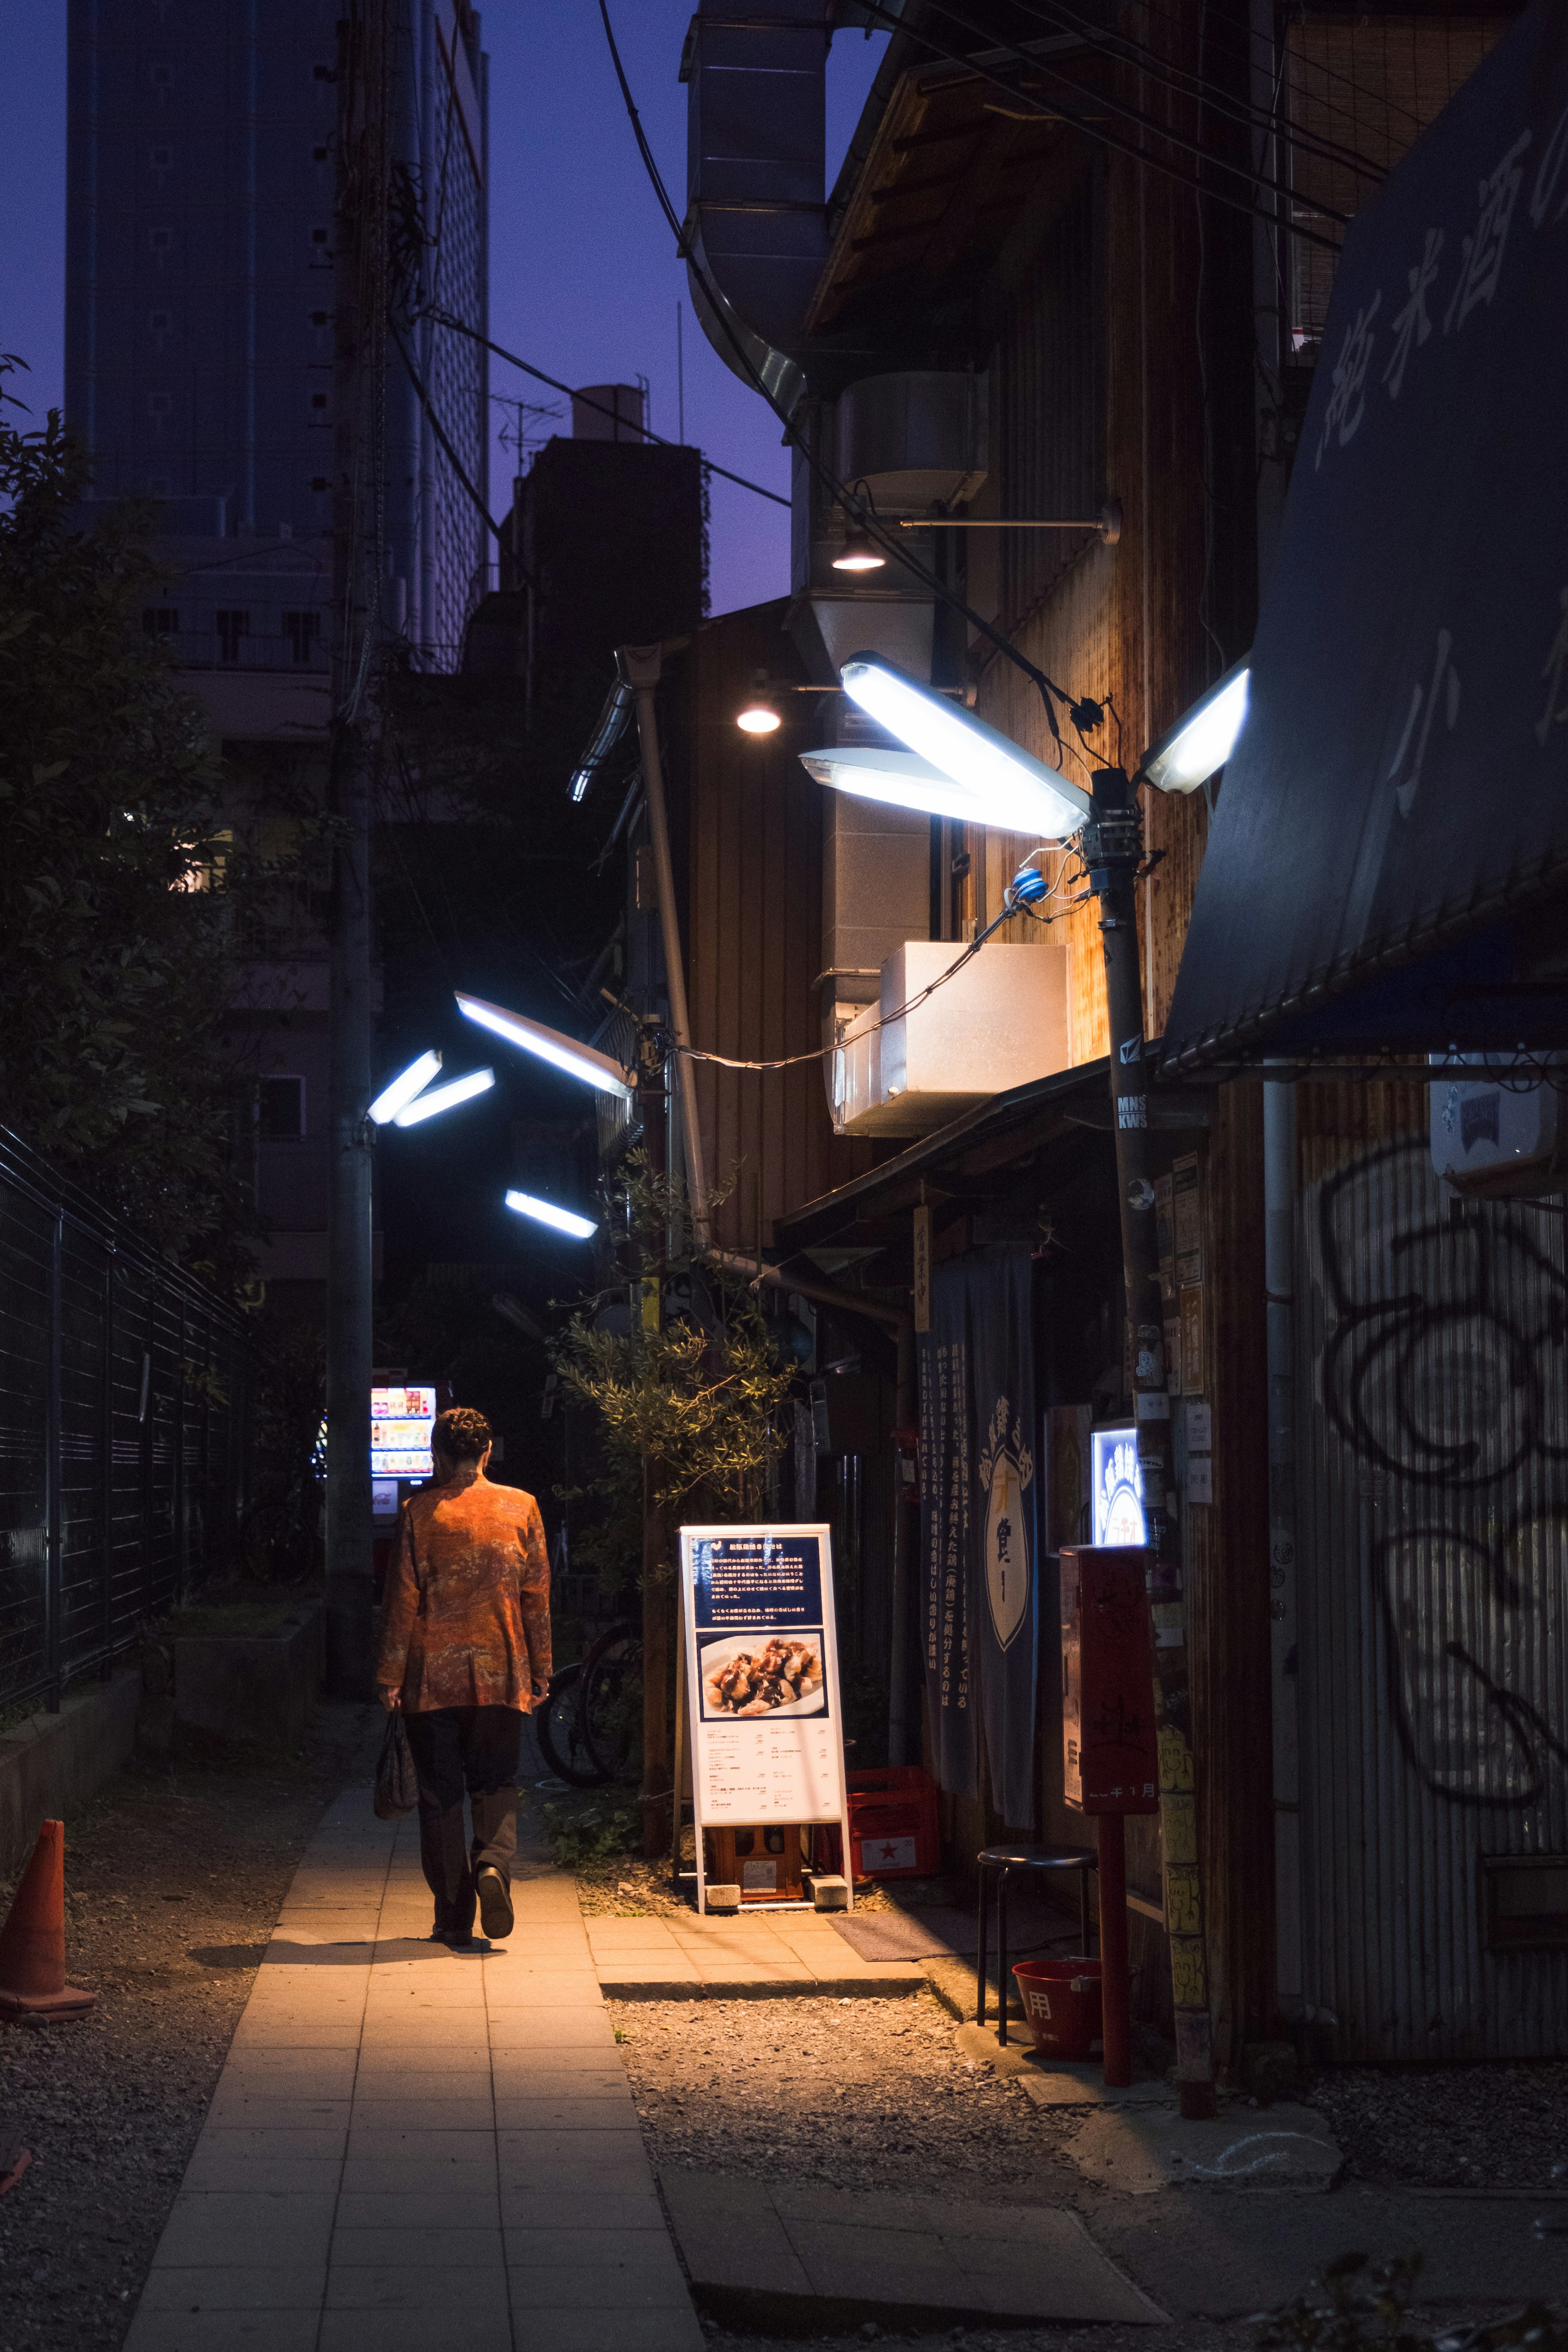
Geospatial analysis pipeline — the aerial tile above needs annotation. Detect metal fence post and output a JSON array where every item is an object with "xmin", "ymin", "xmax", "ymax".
[
  {"xmin": 46, "ymin": 1210, "xmax": 63, "ymax": 1711},
  {"xmin": 101, "ymin": 1251, "xmax": 115, "ymax": 1679}
]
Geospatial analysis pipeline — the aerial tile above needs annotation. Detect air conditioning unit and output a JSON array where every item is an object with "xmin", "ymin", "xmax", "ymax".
[
  {"xmin": 830, "ymin": 941, "xmax": 1069, "ymax": 1136},
  {"xmin": 1430, "ymin": 1060, "xmax": 1568, "ymax": 1198}
]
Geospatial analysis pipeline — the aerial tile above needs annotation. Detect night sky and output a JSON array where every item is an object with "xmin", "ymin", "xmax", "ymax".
[{"xmin": 0, "ymin": 4, "xmax": 889, "ymax": 615}]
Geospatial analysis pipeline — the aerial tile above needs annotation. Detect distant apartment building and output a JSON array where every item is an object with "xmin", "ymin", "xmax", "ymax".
[{"xmin": 64, "ymin": 0, "xmax": 490, "ymax": 1297}]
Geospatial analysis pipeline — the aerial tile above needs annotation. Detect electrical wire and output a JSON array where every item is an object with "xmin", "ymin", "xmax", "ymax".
[
  {"xmin": 416, "ymin": 306, "xmax": 790, "ymax": 511},
  {"xmin": 390, "ymin": 317, "xmax": 503, "ymax": 542},
  {"xmin": 980, "ymin": 0, "xmax": 1392, "ymax": 184},
  {"xmin": 678, "ymin": 880, "xmax": 1067, "ymax": 1072},
  {"xmin": 849, "ymin": 0, "xmax": 1347, "ymax": 245}
]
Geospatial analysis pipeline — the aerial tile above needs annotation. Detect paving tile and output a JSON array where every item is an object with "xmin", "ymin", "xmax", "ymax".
[
  {"xmin": 318, "ymin": 2311, "xmax": 512, "ymax": 2352},
  {"xmin": 207, "ymin": 2098, "xmax": 353, "ymax": 2132},
  {"xmin": 345, "ymin": 2107, "xmax": 493, "ymax": 2145},
  {"xmin": 507, "ymin": 2310, "xmax": 703, "ymax": 2352},
  {"xmin": 153, "ymin": 2192, "xmax": 336, "ymax": 2269},
  {"xmin": 333, "ymin": 2189, "xmax": 501, "ymax": 2231},
  {"xmin": 493, "ymin": 2095, "xmax": 636, "ymax": 2129},
  {"xmin": 490, "ymin": 2047, "xmax": 628, "ymax": 2080},
  {"xmin": 180, "ymin": 2154, "xmax": 345, "ymax": 2195},
  {"xmin": 353, "ymin": 2047, "xmax": 494, "ymax": 2075},
  {"xmin": 339, "ymin": 2153, "xmax": 497, "ymax": 2194},
  {"xmin": 486, "ymin": 2013, "xmax": 615, "ymax": 2047},
  {"xmin": 135, "ymin": 2267, "xmax": 328, "ymax": 2313},
  {"xmin": 329, "ymin": 2227, "xmax": 504, "ymax": 2270},
  {"xmin": 325, "ymin": 2265, "xmax": 512, "ymax": 2315},
  {"xmin": 357, "ymin": 2017, "xmax": 493, "ymax": 2047},
  {"xmin": 347, "ymin": 2120, "xmax": 497, "ymax": 2151},
  {"xmin": 125, "ymin": 2311, "xmax": 321, "ymax": 2351},
  {"xmin": 194, "ymin": 2128, "xmax": 348, "ymax": 2158},
  {"xmin": 500, "ymin": 2187, "xmax": 665, "ymax": 2233}
]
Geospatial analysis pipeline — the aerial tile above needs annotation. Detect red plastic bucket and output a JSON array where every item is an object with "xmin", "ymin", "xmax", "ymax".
[{"xmin": 1012, "ymin": 1958, "xmax": 1103, "ymax": 2060}]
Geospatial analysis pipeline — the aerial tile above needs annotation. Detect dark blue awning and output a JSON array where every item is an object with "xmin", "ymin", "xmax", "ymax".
[{"xmin": 1162, "ymin": 0, "xmax": 1568, "ymax": 1071}]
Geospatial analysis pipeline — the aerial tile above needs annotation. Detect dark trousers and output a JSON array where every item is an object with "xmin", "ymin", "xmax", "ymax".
[{"xmin": 403, "ymin": 1705, "xmax": 523, "ymax": 1940}]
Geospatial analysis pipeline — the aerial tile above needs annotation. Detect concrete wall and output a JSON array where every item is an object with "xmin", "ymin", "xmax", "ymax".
[{"xmin": 0, "ymin": 1671, "xmax": 141, "ymax": 1881}]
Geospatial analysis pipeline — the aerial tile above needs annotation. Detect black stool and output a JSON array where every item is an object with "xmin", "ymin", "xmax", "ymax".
[{"xmin": 976, "ymin": 1843, "xmax": 1097, "ymax": 2047}]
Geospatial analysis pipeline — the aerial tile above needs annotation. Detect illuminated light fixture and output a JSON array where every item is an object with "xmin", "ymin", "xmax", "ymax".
[
  {"xmin": 505, "ymin": 1188, "xmax": 597, "ymax": 1241},
  {"xmin": 799, "ymin": 746, "xmax": 998, "ymax": 829},
  {"xmin": 368, "ymin": 1049, "xmax": 443, "ymax": 1126},
  {"xmin": 1140, "ymin": 658, "xmax": 1250, "ymax": 795},
  {"xmin": 735, "ymin": 671, "xmax": 782, "ymax": 735},
  {"xmin": 832, "ymin": 527, "xmax": 885, "ymax": 573},
  {"xmin": 836, "ymin": 653, "xmax": 1094, "ymax": 839},
  {"xmin": 392, "ymin": 1067, "xmax": 494, "ymax": 1126},
  {"xmin": 455, "ymin": 990, "xmax": 635, "ymax": 1101}
]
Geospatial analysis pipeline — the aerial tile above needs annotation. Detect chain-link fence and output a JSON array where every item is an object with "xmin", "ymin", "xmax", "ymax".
[{"xmin": 0, "ymin": 1127, "xmax": 249, "ymax": 1714}]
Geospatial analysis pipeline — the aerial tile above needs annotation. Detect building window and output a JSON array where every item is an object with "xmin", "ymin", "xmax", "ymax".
[
  {"xmin": 149, "ymin": 309, "xmax": 172, "ymax": 336},
  {"xmin": 142, "ymin": 608, "xmax": 179, "ymax": 637},
  {"xmin": 313, "ymin": 63, "xmax": 335, "ymax": 81},
  {"xmin": 216, "ymin": 610, "xmax": 249, "ymax": 664},
  {"xmin": 150, "ymin": 64, "xmax": 172, "ymax": 88},
  {"xmin": 283, "ymin": 612, "xmax": 320, "ymax": 664},
  {"xmin": 147, "ymin": 390, "xmax": 172, "ymax": 419},
  {"xmin": 311, "ymin": 226, "xmax": 330, "ymax": 246},
  {"xmin": 258, "ymin": 1076, "xmax": 306, "ymax": 1138},
  {"xmin": 310, "ymin": 475, "xmax": 329, "ymax": 493},
  {"xmin": 149, "ymin": 227, "xmax": 172, "ymax": 253},
  {"xmin": 149, "ymin": 143, "xmax": 173, "ymax": 180},
  {"xmin": 313, "ymin": 144, "xmax": 329, "ymax": 162},
  {"xmin": 310, "ymin": 392, "xmax": 328, "ymax": 410},
  {"xmin": 310, "ymin": 310, "xmax": 330, "ymax": 327}
]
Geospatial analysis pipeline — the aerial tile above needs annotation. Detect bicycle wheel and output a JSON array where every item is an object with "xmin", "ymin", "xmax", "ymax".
[
  {"xmin": 535, "ymin": 1664, "xmax": 609, "ymax": 1788},
  {"xmin": 580, "ymin": 1621, "xmax": 643, "ymax": 1784}
]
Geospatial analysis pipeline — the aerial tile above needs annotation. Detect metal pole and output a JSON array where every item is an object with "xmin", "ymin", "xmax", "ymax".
[
  {"xmin": 1097, "ymin": 1813, "xmax": 1131, "ymax": 2086},
  {"xmin": 46, "ymin": 1211, "xmax": 62, "ymax": 1712},
  {"xmin": 888, "ymin": 1323, "xmax": 915, "ymax": 1768},
  {"xmin": 636, "ymin": 1018, "xmax": 672, "ymax": 1859},
  {"xmin": 323, "ymin": 0, "xmax": 387, "ymax": 1699},
  {"xmin": 1081, "ymin": 765, "xmax": 1216, "ymax": 2119},
  {"xmin": 619, "ymin": 643, "xmax": 710, "ymax": 1246},
  {"xmin": 1264, "ymin": 1079, "xmax": 1303, "ymax": 2021}
]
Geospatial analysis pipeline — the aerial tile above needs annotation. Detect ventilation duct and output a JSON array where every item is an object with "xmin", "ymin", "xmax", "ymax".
[{"xmin": 681, "ymin": 0, "xmax": 830, "ymax": 415}]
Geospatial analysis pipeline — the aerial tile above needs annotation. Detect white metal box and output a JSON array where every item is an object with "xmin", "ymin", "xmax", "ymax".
[{"xmin": 830, "ymin": 940, "xmax": 1070, "ymax": 1136}]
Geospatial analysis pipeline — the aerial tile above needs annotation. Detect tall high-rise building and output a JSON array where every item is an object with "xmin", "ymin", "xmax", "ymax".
[{"xmin": 65, "ymin": 0, "xmax": 489, "ymax": 673}]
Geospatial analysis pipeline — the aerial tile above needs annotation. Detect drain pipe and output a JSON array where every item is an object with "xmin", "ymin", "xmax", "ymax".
[
  {"xmin": 618, "ymin": 642, "xmax": 710, "ymax": 1247},
  {"xmin": 710, "ymin": 1247, "xmax": 918, "ymax": 1765},
  {"xmin": 1264, "ymin": 1078, "xmax": 1305, "ymax": 2024}
]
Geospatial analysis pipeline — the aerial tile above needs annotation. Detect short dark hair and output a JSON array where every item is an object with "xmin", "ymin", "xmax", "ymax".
[{"xmin": 432, "ymin": 1406, "xmax": 492, "ymax": 1463}]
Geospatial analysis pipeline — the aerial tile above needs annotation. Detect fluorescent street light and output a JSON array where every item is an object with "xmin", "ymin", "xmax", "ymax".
[
  {"xmin": 839, "ymin": 653, "xmax": 1093, "ymax": 838},
  {"xmin": 392, "ymin": 1067, "xmax": 494, "ymax": 1126},
  {"xmin": 1140, "ymin": 659, "xmax": 1250, "ymax": 794},
  {"xmin": 456, "ymin": 991, "xmax": 635, "ymax": 1101},
  {"xmin": 368, "ymin": 1049, "xmax": 443, "ymax": 1125},
  {"xmin": 505, "ymin": 1189, "xmax": 597, "ymax": 1241},
  {"xmin": 799, "ymin": 746, "xmax": 998, "ymax": 829}
]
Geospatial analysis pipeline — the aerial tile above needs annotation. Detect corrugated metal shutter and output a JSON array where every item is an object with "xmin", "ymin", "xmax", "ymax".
[{"xmin": 1294, "ymin": 1087, "xmax": 1568, "ymax": 2058}]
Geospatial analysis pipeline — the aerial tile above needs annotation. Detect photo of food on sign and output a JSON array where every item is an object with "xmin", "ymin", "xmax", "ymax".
[{"xmin": 699, "ymin": 1631, "xmax": 826, "ymax": 1722}]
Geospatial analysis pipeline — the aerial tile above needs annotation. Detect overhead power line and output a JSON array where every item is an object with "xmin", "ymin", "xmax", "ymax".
[{"xmin": 419, "ymin": 306, "xmax": 790, "ymax": 510}]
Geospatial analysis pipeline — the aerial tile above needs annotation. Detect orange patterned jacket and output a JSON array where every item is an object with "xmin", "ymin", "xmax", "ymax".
[{"xmin": 375, "ymin": 1474, "xmax": 552, "ymax": 1714}]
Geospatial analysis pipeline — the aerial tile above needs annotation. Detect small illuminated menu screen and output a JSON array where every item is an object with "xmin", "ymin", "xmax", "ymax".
[{"xmin": 371, "ymin": 1386, "xmax": 437, "ymax": 1479}]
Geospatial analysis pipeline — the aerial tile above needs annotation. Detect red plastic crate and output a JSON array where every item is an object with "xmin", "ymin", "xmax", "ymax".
[{"xmin": 846, "ymin": 1765, "xmax": 940, "ymax": 1879}]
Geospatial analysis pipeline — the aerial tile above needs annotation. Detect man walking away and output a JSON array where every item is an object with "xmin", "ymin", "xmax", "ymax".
[{"xmin": 375, "ymin": 1406, "xmax": 551, "ymax": 1946}]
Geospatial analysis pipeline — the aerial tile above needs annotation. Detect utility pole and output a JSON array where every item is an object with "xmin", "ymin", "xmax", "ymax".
[
  {"xmin": 324, "ymin": 0, "xmax": 389, "ymax": 1699},
  {"xmin": 634, "ymin": 1018, "xmax": 671, "ymax": 1860},
  {"xmin": 1080, "ymin": 766, "xmax": 1216, "ymax": 2122}
]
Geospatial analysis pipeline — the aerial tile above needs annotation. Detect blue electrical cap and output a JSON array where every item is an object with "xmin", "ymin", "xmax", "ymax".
[{"xmin": 1011, "ymin": 861, "xmax": 1048, "ymax": 904}]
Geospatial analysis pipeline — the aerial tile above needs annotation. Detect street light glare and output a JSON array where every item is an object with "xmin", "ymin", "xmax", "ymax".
[
  {"xmin": 799, "ymin": 746, "xmax": 993, "ymax": 829},
  {"xmin": 837, "ymin": 654, "xmax": 1094, "ymax": 839},
  {"xmin": 368, "ymin": 1049, "xmax": 443, "ymax": 1125},
  {"xmin": 831, "ymin": 530, "xmax": 886, "ymax": 573},
  {"xmin": 1141, "ymin": 662, "xmax": 1250, "ymax": 794},
  {"xmin": 736, "ymin": 699, "xmax": 781, "ymax": 734},
  {"xmin": 504, "ymin": 1189, "xmax": 598, "ymax": 1241},
  {"xmin": 392, "ymin": 1067, "xmax": 495, "ymax": 1126},
  {"xmin": 455, "ymin": 991, "xmax": 635, "ymax": 1101}
]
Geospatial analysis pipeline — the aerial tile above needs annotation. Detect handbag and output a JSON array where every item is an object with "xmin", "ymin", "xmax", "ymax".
[{"xmin": 373, "ymin": 1709, "xmax": 419, "ymax": 1819}]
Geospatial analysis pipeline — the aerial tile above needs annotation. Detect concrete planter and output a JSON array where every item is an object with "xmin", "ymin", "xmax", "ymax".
[
  {"xmin": 170, "ymin": 1600, "xmax": 326, "ymax": 1748},
  {"xmin": 0, "ymin": 1671, "xmax": 142, "ymax": 1879}
]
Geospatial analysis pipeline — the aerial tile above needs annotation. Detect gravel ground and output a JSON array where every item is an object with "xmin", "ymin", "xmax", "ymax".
[
  {"xmin": 0, "ymin": 1696, "xmax": 376, "ymax": 2352},
  {"xmin": 1301, "ymin": 2061, "xmax": 1568, "ymax": 2191}
]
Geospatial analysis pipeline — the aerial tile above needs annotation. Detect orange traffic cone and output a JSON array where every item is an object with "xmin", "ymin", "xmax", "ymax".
[{"xmin": 0, "ymin": 1820, "xmax": 96, "ymax": 2022}]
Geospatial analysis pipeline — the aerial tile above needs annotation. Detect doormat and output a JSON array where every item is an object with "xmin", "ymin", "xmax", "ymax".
[{"xmin": 830, "ymin": 1898, "xmax": 1079, "ymax": 1964}]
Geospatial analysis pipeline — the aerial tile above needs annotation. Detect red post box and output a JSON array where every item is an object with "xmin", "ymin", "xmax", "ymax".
[
  {"xmin": 1060, "ymin": 1544, "xmax": 1158, "ymax": 2091},
  {"xmin": 1061, "ymin": 1545, "xmax": 1159, "ymax": 1815}
]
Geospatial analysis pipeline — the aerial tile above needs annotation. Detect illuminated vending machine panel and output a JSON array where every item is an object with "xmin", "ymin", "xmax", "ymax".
[
  {"xmin": 1091, "ymin": 1423, "xmax": 1145, "ymax": 1548},
  {"xmin": 371, "ymin": 1385, "xmax": 437, "ymax": 1518},
  {"xmin": 1060, "ymin": 1545, "xmax": 1159, "ymax": 1815}
]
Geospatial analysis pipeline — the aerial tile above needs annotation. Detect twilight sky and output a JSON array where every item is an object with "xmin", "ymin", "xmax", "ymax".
[{"xmin": 0, "ymin": 5, "xmax": 889, "ymax": 616}]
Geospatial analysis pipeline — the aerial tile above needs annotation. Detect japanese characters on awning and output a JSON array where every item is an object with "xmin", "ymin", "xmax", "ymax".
[{"xmin": 1163, "ymin": 0, "xmax": 1568, "ymax": 1071}]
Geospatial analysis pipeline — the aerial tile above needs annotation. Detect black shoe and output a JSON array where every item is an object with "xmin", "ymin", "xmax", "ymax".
[{"xmin": 476, "ymin": 1866, "xmax": 514, "ymax": 1940}]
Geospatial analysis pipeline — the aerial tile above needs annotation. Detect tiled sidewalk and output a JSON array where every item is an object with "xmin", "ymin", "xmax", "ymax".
[
  {"xmin": 125, "ymin": 1787, "xmax": 703, "ymax": 2352},
  {"xmin": 587, "ymin": 1909, "xmax": 928, "ymax": 1998}
]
